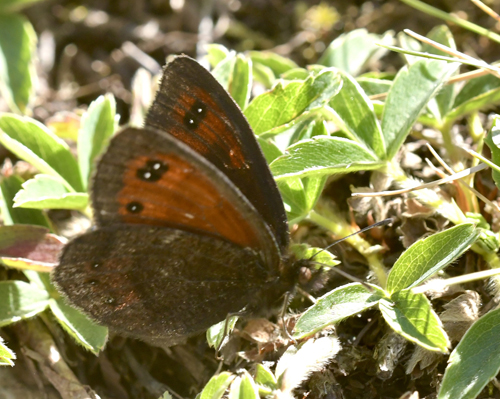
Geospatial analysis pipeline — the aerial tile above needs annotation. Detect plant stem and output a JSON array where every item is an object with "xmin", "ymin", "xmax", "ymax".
[
  {"xmin": 440, "ymin": 120, "xmax": 461, "ymax": 165},
  {"xmin": 399, "ymin": 0, "xmax": 500, "ymax": 44},
  {"xmin": 412, "ymin": 267, "xmax": 500, "ymax": 294}
]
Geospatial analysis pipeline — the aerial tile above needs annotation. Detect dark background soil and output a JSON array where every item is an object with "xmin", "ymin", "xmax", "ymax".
[{"xmin": 3, "ymin": 1, "xmax": 500, "ymax": 398}]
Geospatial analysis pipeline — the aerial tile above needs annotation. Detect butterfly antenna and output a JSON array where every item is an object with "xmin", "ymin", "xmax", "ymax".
[
  {"xmin": 310, "ymin": 218, "xmax": 393, "ymax": 260},
  {"xmin": 309, "ymin": 260, "xmax": 364, "ymax": 283},
  {"xmin": 309, "ymin": 259, "xmax": 374, "ymax": 291},
  {"xmin": 281, "ymin": 220, "xmax": 391, "ymax": 341}
]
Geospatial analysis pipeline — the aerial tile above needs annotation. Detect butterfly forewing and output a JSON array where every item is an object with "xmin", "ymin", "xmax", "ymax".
[
  {"xmin": 92, "ymin": 127, "xmax": 280, "ymax": 267},
  {"xmin": 145, "ymin": 56, "xmax": 289, "ymax": 253}
]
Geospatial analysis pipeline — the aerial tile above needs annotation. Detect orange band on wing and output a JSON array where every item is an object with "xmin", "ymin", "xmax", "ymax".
[{"xmin": 117, "ymin": 153, "xmax": 260, "ymax": 249}]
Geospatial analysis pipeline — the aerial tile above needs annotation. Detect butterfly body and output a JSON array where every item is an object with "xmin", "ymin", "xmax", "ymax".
[{"xmin": 54, "ymin": 56, "xmax": 301, "ymax": 347}]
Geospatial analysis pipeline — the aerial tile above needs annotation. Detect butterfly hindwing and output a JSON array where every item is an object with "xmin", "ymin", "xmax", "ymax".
[{"xmin": 54, "ymin": 225, "xmax": 284, "ymax": 347}]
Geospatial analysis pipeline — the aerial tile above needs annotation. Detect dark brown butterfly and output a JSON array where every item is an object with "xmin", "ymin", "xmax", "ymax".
[{"xmin": 53, "ymin": 55, "xmax": 307, "ymax": 347}]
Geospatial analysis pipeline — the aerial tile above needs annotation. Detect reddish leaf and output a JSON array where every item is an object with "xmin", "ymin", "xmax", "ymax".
[{"xmin": 0, "ymin": 225, "xmax": 66, "ymax": 271}]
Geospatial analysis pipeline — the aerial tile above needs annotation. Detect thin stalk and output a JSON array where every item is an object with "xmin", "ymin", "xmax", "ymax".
[
  {"xmin": 439, "ymin": 119, "xmax": 461, "ymax": 165},
  {"xmin": 399, "ymin": 0, "xmax": 500, "ymax": 44},
  {"xmin": 471, "ymin": 242, "xmax": 500, "ymax": 269},
  {"xmin": 412, "ymin": 267, "xmax": 500, "ymax": 294}
]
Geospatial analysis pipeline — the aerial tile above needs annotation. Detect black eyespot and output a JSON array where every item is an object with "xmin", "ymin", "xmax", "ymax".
[
  {"xmin": 87, "ymin": 279, "xmax": 99, "ymax": 286},
  {"xmin": 126, "ymin": 201, "xmax": 144, "ymax": 214},
  {"xmin": 92, "ymin": 263, "xmax": 100, "ymax": 269},
  {"xmin": 183, "ymin": 100, "xmax": 207, "ymax": 129},
  {"xmin": 137, "ymin": 159, "xmax": 168, "ymax": 182},
  {"xmin": 104, "ymin": 297, "xmax": 116, "ymax": 305}
]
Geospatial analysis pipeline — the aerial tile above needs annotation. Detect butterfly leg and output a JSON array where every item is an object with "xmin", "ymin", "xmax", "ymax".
[
  {"xmin": 280, "ymin": 291, "xmax": 297, "ymax": 345},
  {"xmin": 215, "ymin": 311, "xmax": 247, "ymax": 358}
]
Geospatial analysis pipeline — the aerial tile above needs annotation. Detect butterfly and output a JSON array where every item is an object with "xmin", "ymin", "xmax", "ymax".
[{"xmin": 53, "ymin": 55, "xmax": 310, "ymax": 347}]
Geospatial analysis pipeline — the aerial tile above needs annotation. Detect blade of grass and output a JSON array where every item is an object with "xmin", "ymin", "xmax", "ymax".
[
  {"xmin": 471, "ymin": 0, "xmax": 500, "ymax": 23},
  {"xmin": 352, "ymin": 164, "xmax": 487, "ymax": 197},
  {"xmin": 398, "ymin": 0, "xmax": 500, "ymax": 44},
  {"xmin": 378, "ymin": 44, "xmax": 500, "ymax": 74}
]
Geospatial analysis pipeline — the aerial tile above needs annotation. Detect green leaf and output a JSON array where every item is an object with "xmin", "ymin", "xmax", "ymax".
[
  {"xmin": 0, "ymin": 280, "xmax": 50, "ymax": 326},
  {"xmin": 266, "ymin": 115, "xmax": 326, "ymax": 151},
  {"xmin": 212, "ymin": 52, "xmax": 237, "ymax": 89},
  {"xmin": 199, "ymin": 372, "xmax": 234, "ymax": 399},
  {"xmin": 424, "ymin": 25, "xmax": 456, "ymax": 56},
  {"xmin": 257, "ymin": 136, "xmax": 282, "ymax": 164},
  {"xmin": 251, "ymin": 62, "xmax": 275, "ymax": 88},
  {"xmin": 0, "ymin": 0, "xmax": 45, "ymax": 13},
  {"xmin": 305, "ymin": 117, "xmax": 329, "ymax": 138},
  {"xmin": 270, "ymin": 136, "xmax": 383, "ymax": 180},
  {"xmin": 318, "ymin": 29, "xmax": 393, "ymax": 76},
  {"xmin": 278, "ymin": 176, "xmax": 326, "ymax": 223},
  {"xmin": 381, "ymin": 59, "xmax": 458, "ymax": 159},
  {"xmin": 0, "ymin": 175, "xmax": 50, "ymax": 227},
  {"xmin": 229, "ymin": 370, "xmax": 259, "ymax": 399},
  {"xmin": 0, "ymin": 336, "xmax": 16, "ymax": 366},
  {"xmin": 398, "ymin": 31, "xmax": 423, "ymax": 65},
  {"xmin": 23, "ymin": 269, "xmax": 48, "ymax": 290},
  {"xmin": 438, "ymin": 307, "xmax": 500, "ymax": 399},
  {"xmin": 289, "ymin": 243, "xmax": 339, "ymax": 269},
  {"xmin": 244, "ymin": 69, "xmax": 341, "ymax": 135},
  {"xmin": 380, "ymin": 290, "xmax": 450, "ymax": 352},
  {"xmin": 158, "ymin": 391, "xmax": 172, "ymax": 399},
  {"xmin": 293, "ymin": 283, "xmax": 384, "ymax": 339},
  {"xmin": 446, "ymin": 74, "xmax": 500, "ymax": 124},
  {"xmin": 386, "ymin": 223, "xmax": 479, "ymax": 294},
  {"xmin": 360, "ymin": 71, "xmax": 395, "ymax": 80},
  {"xmin": 454, "ymin": 74, "xmax": 500, "ymax": 110},
  {"xmin": 14, "ymin": 174, "xmax": 88, "ymax": 210},
  {"xmin": 49, "ymin": 297, "xmax": 108, "ymax": 355},
  {"xmin": 485, "ymin": 116, "xmax": 500, "ymax": 190},
  {"xmin": 254, "ymin": 364, "xmax": 277, "ymax": 391},
  {"xmin": 373, "ymin": 101, "xmax": 384, "ymax": 118},
  {"xmin": 78, "ymin": 94, "xmax": 118, "ymax": 190},
  {"xmin": 206, "ymin": 316, "xmax": 238, "ymax": 349},
  {"xmin": 356, "ymin": 77, "xmax": 392, "ymax": 96},
  {"xmin": 229, "ymin": 55, "xmax": 252, "ymax": 110},
  {"xmin": 0, "ymin": 114, "xmax": 83, "ymax": 192},
  {"xmin": 281, "ymin": 67, "xmax": 309, "ymax": 81},
  {"xmin": 424, "ymin": 26, "xmax": 458, "ymax": 122},
  {"xmin": 0, "ymin": 224, "xmax": 65, "ymax": 271},
  {"xmin": 328, "ymin": 70, "xmax": 385, "ymax": 158},
  {"xmin": 0, "ymin": 14, "xmax": 37, "ymax": 113},
  {"xmin": 205, "ymin": 44, "xmax": 231, "ymax": 68},
  {"xmin": 248, "ymin": 51, "xmax": 298, "ymax": 77}
]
